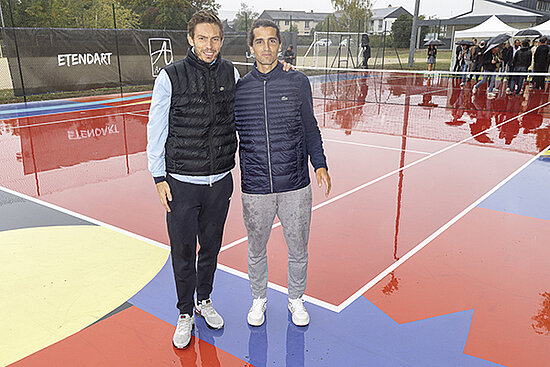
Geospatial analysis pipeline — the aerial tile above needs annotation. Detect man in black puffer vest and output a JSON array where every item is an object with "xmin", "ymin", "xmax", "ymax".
[
  {"xmin": 235, "ymin": 19, "xmax": 332, "ymax": 328},
  {"xmin": 146, "ymin": 10, "xmax": 238, "ymax": 349}
]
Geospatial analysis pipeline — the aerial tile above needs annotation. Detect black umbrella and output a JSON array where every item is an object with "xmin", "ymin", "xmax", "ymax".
[
  {"xmin": 488, "ymin": 33, "xmax": 511, "ymax": 45},
  {"xmin": 424, "ymin": 39, "xmax": 445, "ymax": 46},
  {"xmin": 484, "ymin": 33, "xmax": 512, "ymax": 53},
  {"xmin": 455, "ymin": 40, "xmax": 476, "ymax": 46},
  {"xmin": 515, "ymin": 29, "xmax": 542, "ymax": 37}
]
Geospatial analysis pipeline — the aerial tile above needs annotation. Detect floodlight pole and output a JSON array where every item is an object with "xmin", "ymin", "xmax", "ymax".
[{"xmin": 408, "ymin": 0, "xmax": 421, "ymax": 67}]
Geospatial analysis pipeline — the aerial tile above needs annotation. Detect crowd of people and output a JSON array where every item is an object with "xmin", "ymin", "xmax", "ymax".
[{"xmin": 452, "ymin": 36, "xmax": 550, "ymax": 99}]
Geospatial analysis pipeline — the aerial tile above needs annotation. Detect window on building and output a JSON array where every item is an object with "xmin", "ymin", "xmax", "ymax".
[
  {"xmin": 285, "ymin": 20, "xmax": 289, "ymax": 25},
  {"xmin": 378, "ymin": 20, "xmax": 383, "ymax": 30},
  {"xmin": 305, "ymin": 21, "xmax": 310, "ymax": 29}
]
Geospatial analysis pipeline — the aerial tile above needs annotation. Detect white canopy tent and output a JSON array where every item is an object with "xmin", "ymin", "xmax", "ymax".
[
  {"xmin": 454, "ymin": 15, "xmax": 518, "ymax": 39},
  {"xmin": 532, "ymin": 19, "xmax": 550, "ymax": 35}
]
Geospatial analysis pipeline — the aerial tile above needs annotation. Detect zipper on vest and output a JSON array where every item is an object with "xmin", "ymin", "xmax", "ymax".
[
  {"xmin": 207, "ymin": 69, "xmax": 215, "ymax": 179},
  {"xmin": 263, "ymin": 80, "xmax": 274, "ymax": 193}
]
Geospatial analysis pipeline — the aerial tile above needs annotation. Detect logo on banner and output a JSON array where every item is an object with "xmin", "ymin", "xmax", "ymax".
[
  {"xmin": 57, "ymin": 52, "xmax": 113, "ymax": 67},
  {"xmin": 149, "ymin": 38, "xmax": 173, "ymax": 77}
]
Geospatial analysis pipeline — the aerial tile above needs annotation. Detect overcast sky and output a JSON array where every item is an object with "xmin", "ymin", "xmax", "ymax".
[{"xmin": 218, "ymin": 0, "xmax": 473, "ymax": 21}]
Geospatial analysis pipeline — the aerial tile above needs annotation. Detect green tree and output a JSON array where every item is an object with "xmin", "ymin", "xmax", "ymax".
[
  {"xmin": 391, "ymin": 14, "xmax": 412, "ymax": 48},
  {"xmin": 120, "ymin": 0, "xmax": 219, "ymax": 30},
  {"xmin": 233, "ymin": 2, "xmax": 258, "ymax": 32},
  {"xmin": 315, "ymin": 0, "xmax": 371, "ymax": 33},
  {"xmin": 2, "ymin": 0, "xmax": 139, "ymax": 28},
  {"xmin": 391, "ymin": 14, "xmax": 428, "ymax": 48}
]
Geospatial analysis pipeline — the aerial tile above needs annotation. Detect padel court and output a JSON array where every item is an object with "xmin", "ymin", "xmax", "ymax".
[{"xmin": 1, "ymin": 71, "xmax": 549, "ymax": 366}]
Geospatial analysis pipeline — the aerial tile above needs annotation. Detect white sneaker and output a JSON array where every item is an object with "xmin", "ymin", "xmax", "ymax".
[
  {"xmin": 247, "ymin": 298, "xmax": 267, "ymax": 326},
  {"xmin": 195, "ymin": 299, "xmax": 224, "ymax": 329},
  {"xmin": 288, "ymin": 298, "xmax": 310, "ymax": 326},
  {"xmin": 487, "ymin": 92, "xmax": 496, "ymax": 99},
  {"xmin": 173, "ymin": 314, "xmax": 194, "ymax": 349}
]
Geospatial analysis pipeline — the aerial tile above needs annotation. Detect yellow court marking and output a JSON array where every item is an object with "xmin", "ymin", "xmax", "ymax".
[
  {"xmin": 0, "ymin": 225, "xmax": 168, "ymax": 366},
  {"xmin": 542, "ymin": 149, "xmax": 550, "ymax": 157},
  {"xmin": 119, "ymin": 99, "xmax": 151, "ymax": 107}
]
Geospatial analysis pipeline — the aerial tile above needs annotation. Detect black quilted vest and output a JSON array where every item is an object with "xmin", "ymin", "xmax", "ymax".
[{"xmin": 163, "ymin": 48, "xmax": 237, "ymax": 176}]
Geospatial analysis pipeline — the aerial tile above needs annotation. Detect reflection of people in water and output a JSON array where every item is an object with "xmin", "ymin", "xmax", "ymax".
[
  {"xmin": 329, "ymin": 76, "xmax": 368, "ymax": 134},
  {"xmin": 498, "ymin": 94, "xmax": 522, "ymax": 145},
  {"xmin": 470, "ymin": 93, "xmax": 494, "ymax": 143},
  {"xmin": 535, "ymin": 126, "xmax": 550, "ymax": 152},
  {"xmin": 522, "ymin": 89, "xmax": 545, "ymax": 133}
]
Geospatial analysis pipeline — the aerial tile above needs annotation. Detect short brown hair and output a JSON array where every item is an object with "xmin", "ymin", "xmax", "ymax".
[
  {"xmin": 188, "ymin": 10, "xmax": 224, "ymax": 39},
  {"xmin": 248, "ymin": 19, "xmax": 281, "ymax": 47}
]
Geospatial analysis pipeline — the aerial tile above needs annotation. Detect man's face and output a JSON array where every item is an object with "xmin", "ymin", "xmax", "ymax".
[
  {"xmin": 250, "ymin": 26, "xmax": 281, "ymax": 67},
  {"xmin": 187, "ymin": 22, "xmax": 223, "ymax": 63},
  {"xmin": 515, "ymin": 40, "xmax": 520, "ymax": 48}
]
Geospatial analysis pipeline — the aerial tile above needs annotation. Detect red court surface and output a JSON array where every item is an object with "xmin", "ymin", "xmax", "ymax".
[{"xmin": 2, "ymin": 72, "xmax": 550, "ymax": 366}]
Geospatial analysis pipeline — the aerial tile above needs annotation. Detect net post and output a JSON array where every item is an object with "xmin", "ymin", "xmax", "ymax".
[
  {"xmin": 382, "ymin": 22, "xmax": 387, "ymax": 69},
  {"xmin": 325, "ymin": 17, "xmax": 330, "ymax": 69}
]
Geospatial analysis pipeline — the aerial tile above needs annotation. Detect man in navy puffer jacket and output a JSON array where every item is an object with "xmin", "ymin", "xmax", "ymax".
[{"xmin": 235, "ymin": 19, "xmax": 332, "ymax": 327}]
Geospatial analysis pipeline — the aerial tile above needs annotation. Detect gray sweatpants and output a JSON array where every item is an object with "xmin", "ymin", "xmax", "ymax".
[{"xmin": 242, "ymin": 184, "xmax": 312, "ymax": 299}]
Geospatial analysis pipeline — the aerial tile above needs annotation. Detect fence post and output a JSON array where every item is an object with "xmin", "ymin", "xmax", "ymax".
[
  {"xmin": 112, "ymin": 4, "xmax": 123, "ymax": 98},
  {"xmin": 112, "ymin": 4, "xmax": 130, "ymax": 175},
  {"xmin": 7, "ymin": 0, "xmax": 26, "ymax": 102}
]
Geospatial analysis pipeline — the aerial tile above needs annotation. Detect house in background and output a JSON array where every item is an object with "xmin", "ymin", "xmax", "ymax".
[
  {"xmin": 369, "ymin": 6, "xmax": 412, "ymax": 34},
  {"xmin": 257, "ymin": 10, "xmax": 331, "ymax": 35}
]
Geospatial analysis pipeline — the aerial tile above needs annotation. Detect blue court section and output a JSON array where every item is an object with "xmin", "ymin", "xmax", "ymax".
[
  {"xmin": 130, "ymin": 257, "xmax": 502, "ymax": 367},
  {"xmin": 0, "ymin": 93, "xmax": 152, "ymax": 119},
  {"xmin": 478, "ymin": 158, "xmax": 550, "ymax": 221}
]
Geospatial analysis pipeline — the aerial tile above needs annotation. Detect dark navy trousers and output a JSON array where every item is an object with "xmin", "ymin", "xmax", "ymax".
[{"xmin": 166, "ymin": 173, "xmax": 233, "ymax": 315}]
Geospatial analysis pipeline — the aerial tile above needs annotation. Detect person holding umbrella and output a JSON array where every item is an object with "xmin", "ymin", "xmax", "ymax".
[
  {"xmin": 427, "ymin": 44, "xmax": 437, "ymax": 71},
  {"xmin": 473, "ymin": 45, "xmax": 501, "ymax": 98}
]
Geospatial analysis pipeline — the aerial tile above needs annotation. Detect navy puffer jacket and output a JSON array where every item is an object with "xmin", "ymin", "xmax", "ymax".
[{"xmin": 235, "ymin": 62, "xmax": 327, "ymax": 194}]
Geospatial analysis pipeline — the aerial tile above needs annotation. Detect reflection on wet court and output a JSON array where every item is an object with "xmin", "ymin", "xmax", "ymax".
[{"xmin": 1, "ymin": 70, "xmax": 550, "ymax": 366}]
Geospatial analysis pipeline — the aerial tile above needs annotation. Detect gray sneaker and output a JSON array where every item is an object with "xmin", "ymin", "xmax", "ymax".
[
  {"xmin": 195, "ymin": 299, "xmax": 224, "ymax": 329},
  {"xmin": 173, "ymin": 314, "xmax": 194, "ymax": 349}
]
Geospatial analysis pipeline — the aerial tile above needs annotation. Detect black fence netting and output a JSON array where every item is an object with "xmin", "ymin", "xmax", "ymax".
[{"xmin": 1, "ymin": 27, "xmax": 278, "ymax": 96}]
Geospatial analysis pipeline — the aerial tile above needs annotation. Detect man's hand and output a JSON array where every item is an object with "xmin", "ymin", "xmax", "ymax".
[
  {"xmin": 280, "ymin": 60, "xmax": 296, "ymax": 72},
  {"xmin": 315, "ymin": 167, "xmax": 332, "ymax": 197},
  {"xmin": 156, "ymin": 181, "xmax": 172, "ymax": 212}
]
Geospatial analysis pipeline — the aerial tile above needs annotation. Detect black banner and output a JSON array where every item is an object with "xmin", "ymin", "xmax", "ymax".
[{"xmin": 1, "ymin": 27, "xmax": 274, "ymax": 96}]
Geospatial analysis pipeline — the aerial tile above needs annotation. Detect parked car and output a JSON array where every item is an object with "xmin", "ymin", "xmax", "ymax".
[
  {"xmin": 315, "ymin": 39, "xmax": 332, "ymax": 46},
  {"xmin": 340, "ymin": 39, "xmax": 355, "ymax": 47}
]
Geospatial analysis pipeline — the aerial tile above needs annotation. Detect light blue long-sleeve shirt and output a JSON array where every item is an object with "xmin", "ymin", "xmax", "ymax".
[{"xmin": 146, "ymin": 62, "xmax": 240, "ymax": 186}]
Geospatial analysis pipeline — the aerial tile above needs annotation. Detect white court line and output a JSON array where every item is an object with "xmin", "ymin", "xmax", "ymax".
[
  {"xmin": 3, "ymin": 101, "xmax": 548, "ymax": 314},
  {"xmin": 6, "ymin": 109, "xmax": 150, "ymax": 130},
  {"xmin": 221, "ymin": 100, "xmax": 550, "ymax": 309},
  {"xmin": 0, "ymin": 184, "xmax": 338, "ymax": 312},
  {"xmin": 217, "ymin": 264, "xmax": 340, "ymax": 312},
  {"xmin": 336, "ymin": 142, "xmax": 550, "ymax": 313},
  {"xmin": 324, "ymin": 138, "xmax": 431, "ymax": 155},
  {"xmin": 0, "ymin": 185, "xmax": 171, "ymax": 253}
]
